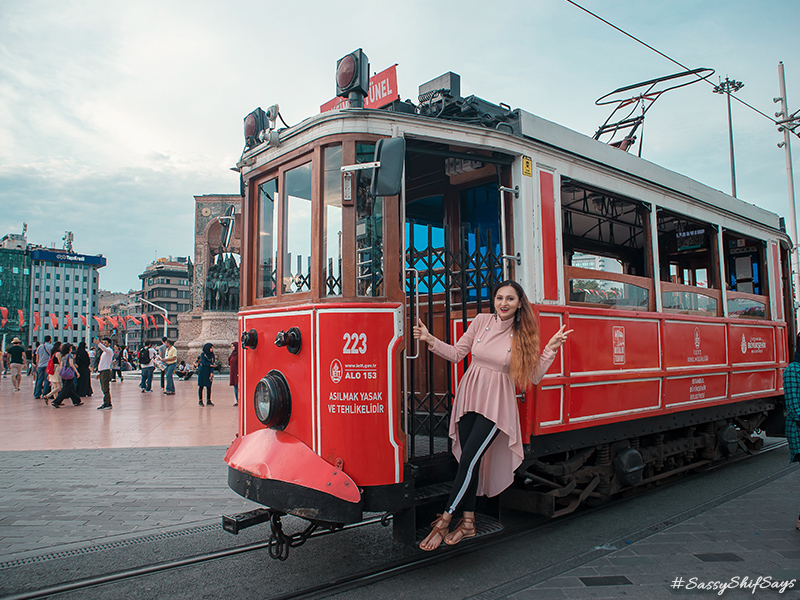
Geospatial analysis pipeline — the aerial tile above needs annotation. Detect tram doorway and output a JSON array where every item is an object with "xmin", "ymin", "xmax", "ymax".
[{"xmin": 402, "ymin": 144, "xmax": 512, "ymax": 461}]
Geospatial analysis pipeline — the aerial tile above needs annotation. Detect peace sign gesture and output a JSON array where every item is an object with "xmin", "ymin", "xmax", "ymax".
[{"xmin": 545, "ymin": 324, "xmax": 573, "ymax": 351}]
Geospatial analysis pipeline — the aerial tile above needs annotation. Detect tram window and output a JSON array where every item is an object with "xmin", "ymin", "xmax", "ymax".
[
  {"xmin": 283, "ymin": 163, "xmax": 313, "ymax": 294},
  {"xmin": 657, "ymin": 210, "xmax": 719, "ymax": 316},
  {"xmin": 323, "ymin": 146, "xmax": 343, "ymax": 297},
  {"xmin": 562, "ymin": 180, "xmax": 651, "ymax": 310},
  {"xmin": 356, "ymin": 143, "xmax": 384, "ymax": 297},
  {"xmin": 257, "ymin": 178, "xmax": 278, "ymax": 298},
  {"xmin": 723, "ymin": 231, "xmax": 767, "ymax": 319}
]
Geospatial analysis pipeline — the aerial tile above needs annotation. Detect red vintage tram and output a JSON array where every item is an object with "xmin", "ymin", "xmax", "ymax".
[{"xmin": 223, "ymin": 50, "xmax": 792, "ymax": 552}]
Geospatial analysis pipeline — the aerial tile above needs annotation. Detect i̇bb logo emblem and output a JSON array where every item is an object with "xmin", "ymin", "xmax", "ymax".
[{"xmin": 330, "ymin": 359, "xmax": 343, "ymax": 383}]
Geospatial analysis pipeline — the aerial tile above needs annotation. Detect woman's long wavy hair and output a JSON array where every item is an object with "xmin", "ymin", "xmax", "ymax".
[{"xmin": 493, "ymin": 280, "xmax": 540, "ymax": 388}]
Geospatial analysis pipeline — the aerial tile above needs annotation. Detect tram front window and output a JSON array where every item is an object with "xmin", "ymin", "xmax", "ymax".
[
  {"xmin": 283, "ymin": 163, "xmax": 312, "ymax": 294},
  {"xmin": 257, "ymin": 178, "xmax": 278, "ymax": 298},
  {"xmin": 323, "ymin": 146, "xmax": 343, "ymax": 297},
  {"xmin": 356, "ymin": 143, "xmax": 384, "ymax": 297}
]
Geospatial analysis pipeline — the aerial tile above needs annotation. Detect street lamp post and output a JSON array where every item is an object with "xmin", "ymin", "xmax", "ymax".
[
  {"xmin": 140, "ymin": 297, "xmax": 169, "ymax": 338},
  {"xmin": 775, "ymin": 61, "xmax": 800, "ymax": 326},
  {"xmin": 713, "ymin": 76, "xmax": 745, "ymax": 198}
]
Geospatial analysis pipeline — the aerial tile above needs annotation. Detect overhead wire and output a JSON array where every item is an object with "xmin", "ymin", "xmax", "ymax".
[{"xmin": 564, "ymin": 0, "xmax": 800, "ymax": 140}]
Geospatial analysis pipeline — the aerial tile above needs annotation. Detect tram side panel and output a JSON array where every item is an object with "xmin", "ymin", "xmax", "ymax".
[{"xmin": 527, "ymin": 308, "xmax": 786, "ymax": 439}]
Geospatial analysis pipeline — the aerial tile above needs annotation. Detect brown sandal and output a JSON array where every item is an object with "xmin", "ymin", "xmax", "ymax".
[
  {"xmin": 444, "ymin": 515, "xmax": 476, "ymax": 545},
  {"xmin": 419, "ymin": 514, "xmax": 451, "ymax": 551}
]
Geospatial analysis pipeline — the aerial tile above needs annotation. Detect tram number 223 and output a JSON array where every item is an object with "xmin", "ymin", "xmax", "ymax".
[{"xmin": 342, "ymin": 332, "xmax": 367, "ymax": 355}]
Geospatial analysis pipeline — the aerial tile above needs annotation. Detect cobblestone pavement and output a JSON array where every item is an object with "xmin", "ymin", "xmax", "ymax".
[{"xmin": 475, "ymin": 465, "xmax": 800, "ymax": 599}]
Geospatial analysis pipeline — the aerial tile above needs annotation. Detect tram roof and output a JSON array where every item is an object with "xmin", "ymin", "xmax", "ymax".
[{"xmin": 241, "ymin": 104, "xmax": 786, "ymax": 238}]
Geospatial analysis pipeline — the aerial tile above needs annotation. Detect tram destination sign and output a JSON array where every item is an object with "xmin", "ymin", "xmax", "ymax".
[{"xmin": 320, "ymin": 65, "xmax": 399, "ymax": 112}]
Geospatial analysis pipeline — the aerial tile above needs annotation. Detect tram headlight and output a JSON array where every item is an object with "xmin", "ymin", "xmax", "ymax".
[{"xmin": 253, "ymin": 370, "xmax": 291, "ymax": 430}]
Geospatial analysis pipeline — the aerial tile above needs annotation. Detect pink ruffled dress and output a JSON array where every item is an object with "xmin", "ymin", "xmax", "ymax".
[{"xmin": 430, "ymin": 312, "xmax": 556, "ymax": 497}]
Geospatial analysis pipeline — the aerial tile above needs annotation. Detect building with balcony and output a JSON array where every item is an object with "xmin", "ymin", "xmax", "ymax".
[{"xmin": 138, "ymin": 257, "xmax": 192, "ymax": 346}]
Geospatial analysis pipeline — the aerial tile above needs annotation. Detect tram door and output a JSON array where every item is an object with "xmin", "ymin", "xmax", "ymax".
[{"xmin": 403, "ymin": 147, "xmax": 509, "ymax": 461}]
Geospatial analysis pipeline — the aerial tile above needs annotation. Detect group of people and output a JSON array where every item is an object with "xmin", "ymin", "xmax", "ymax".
[
  {"xmin": 28, "ymin": 335, "xmax": 116, "ymax": 409},
  {"xmin": 22, "ymin": 335, "xmax": 239, "ymax": 409},
  {"xmin": 168, "ymin": 342, "xmax": 239, "ymax": 407},
  {"xmin": 134, "ymin": 338, "xmax": 238, "ymax": 406}
]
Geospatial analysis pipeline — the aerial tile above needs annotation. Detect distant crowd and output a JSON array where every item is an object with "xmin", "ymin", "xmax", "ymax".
[{"xmin": 2, "ymin": 336, "xmax": 239, "ymax": 409}]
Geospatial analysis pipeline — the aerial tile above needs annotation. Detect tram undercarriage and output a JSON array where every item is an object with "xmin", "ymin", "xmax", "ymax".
[{"xmin": 392, "ymin": 396, "xmax": 779, "ymax": 544}]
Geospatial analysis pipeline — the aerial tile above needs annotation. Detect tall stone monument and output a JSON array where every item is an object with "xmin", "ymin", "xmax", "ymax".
[{"xmin": 176, "ymin": 194, "xmax": 242, "ymax": 367}]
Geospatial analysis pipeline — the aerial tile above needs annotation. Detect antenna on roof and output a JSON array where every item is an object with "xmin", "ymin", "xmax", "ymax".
[{"xmin": 593, "ymin": 67, "xmax": 714, "ymax": 157}]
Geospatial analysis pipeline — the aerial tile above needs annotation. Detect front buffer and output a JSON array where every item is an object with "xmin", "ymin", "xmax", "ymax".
[{"xmin": 225, "ymin": 428, "xmax": 362, "ymax": 524}]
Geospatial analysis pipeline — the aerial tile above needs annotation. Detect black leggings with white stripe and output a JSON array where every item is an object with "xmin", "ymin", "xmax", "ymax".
[{"xmin": 446, "ymin": 412, "xmax": 499, "ymax": 514}]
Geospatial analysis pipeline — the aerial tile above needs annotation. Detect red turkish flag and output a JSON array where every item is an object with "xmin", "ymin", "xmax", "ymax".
[
  {"xmin": 127, "ymin": 316, "xmax": 140, "ymax": 325},
  {"xmin": 34, "ymin": 311, "xmax": 41, "ymax": 331},
  {"xmin": 0, "ymin": 306, "xmax": 7, "ymax": 327},
  {"xmin": 49, "ymin": 313, "xmax": 59, "ymax": 329},
  {"xmin": 140, "ymin": 314, "xmax": 148, "ymax": 327},
  {"xmin": 93, "ymin": 316, "xmax": 105, "ymax": 328},
  {"xmin": 64, "ymin": 313, "xmax": 73, "ymax": 329},
  {"xmin": 118, "ymin": 316, "xmax": 127, "ymax": 330},
  {"xmin": 18, "ymin": 309, "xmax": 25, "ymax": 328},
  {"xmin": 148, "ymin": 314, "xmax": 156, "ymax": 328},
  {"xmin": 161, "ymin": 313, "xmax": 172, "ymax": 325},
  {"xmin": 108, "ymin": 316, "xmax": 119, "ymax": 328},
  {"xmin": 80, "ymin": 315, "xmax": 87, "ymax": 327}
]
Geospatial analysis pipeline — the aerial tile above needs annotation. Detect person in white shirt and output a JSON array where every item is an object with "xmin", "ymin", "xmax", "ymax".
[{"xmin": 94, "ymin": 337, "xmax": 115, "ymax": 410}]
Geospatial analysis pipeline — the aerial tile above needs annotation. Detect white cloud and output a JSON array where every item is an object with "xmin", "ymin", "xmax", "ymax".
[{"xmin": 0, "ymin": 0, "xmax": 798, "ymax": 292}]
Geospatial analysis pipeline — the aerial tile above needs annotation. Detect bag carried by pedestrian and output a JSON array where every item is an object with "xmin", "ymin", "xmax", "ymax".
[
  {"xmin": 138, "ymin": 347, "xmax": 151, "ymax": 365},
  {"xmin": 59, "ymin": 360, "xmax": 75, "ymax": 380},
  {"xmin": 46, "ymin": 354, "xmax": 56, "ymax": 375}
]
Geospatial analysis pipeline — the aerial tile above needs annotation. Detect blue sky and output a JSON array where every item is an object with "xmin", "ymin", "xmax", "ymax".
[{"xmin": 1, "ymin": 0, "xmax": 798, "ymax": 292}]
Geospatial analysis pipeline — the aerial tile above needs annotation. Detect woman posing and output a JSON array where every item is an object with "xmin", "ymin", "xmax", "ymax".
[
  {"xmin": 413, "ymin": 281, "xmax": 572, "ymax": 550},
  {"xmin": 197, "ymin": 343, "xmax": 216, "ymax": 406}
]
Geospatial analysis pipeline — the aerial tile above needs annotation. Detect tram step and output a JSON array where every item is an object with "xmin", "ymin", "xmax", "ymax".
[
  {"xmin": 222, "ymin": 508, "xmax": 272, "ymax": 534},
  {"xmin": 413, "ymin": 482, "xmax": 453, "ymax": 503},
  {"xmin": 415, "ymin": 512, "xmax": 503, "ymax": 545}
]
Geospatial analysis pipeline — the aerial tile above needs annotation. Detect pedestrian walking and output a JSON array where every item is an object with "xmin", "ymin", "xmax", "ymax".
[
  {"xmin": 157, "ymin": 336, "xmax": 168, "ymax": 390},
  {"xmin": 111, "ymin": 344, "xmax": 124, "ymax": 382},
  {"xmin": 781, "ymin": 333, "xmax": 800, "ymax": 531},
  {"xmin": 42, "ymin": 341, "xmax": 63, "ymax": 402},
  {"xmin": 51, "ymin": 344, "xmax": 83, "ymax": 407},
  {"xmin": 95, "ymin": 337, "xmax": 114, "ymax": 409},
  {"xmin": 413, "ymin": 281, "xmax": 572, "ymax": 550},
  {"xmin": 25, "ymin": 345, "xmax": 33, "ymax": 376},
  {"xmin": 138, "ymin": 341, "xmax": 156, "ymax": 393},
  {"xmin": 229, "ymin": 342, "xmax": 239, "ymax": 406},
  {"xmin": 197, "ymin": 343, "xmax": 216, "ymax": 406},
  {"xmin": 33, "ymin": 336, "xmax": 53, "ymax": 399},
  {"xmin": 75, "ymin": 341, "xmax": 93, "ymax": 397},
  {"xmin": 7, "ymin": 337, "xmax": 26, "ymax": 391},
  {"xmin": 163, "ymin": 339, "xmax": 177, "ymax": 395}
]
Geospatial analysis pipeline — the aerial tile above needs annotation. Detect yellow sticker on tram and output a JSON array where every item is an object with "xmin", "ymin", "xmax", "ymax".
[{"xmin": 522, "ymin": 156, "xmax": 533, "ymax": 177}]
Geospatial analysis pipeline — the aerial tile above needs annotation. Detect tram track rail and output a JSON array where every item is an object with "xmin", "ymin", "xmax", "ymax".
[{"xmin": 0, "ymin": 439, "xmax": 789, "ymax": 600}]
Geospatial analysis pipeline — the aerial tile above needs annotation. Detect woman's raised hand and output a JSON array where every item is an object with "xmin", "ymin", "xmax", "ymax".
[
  {"xmin": 412, "ymin": 318, "xmax": 435, "ymax": 345},
  {"xmin": 546, "ymin": 324, "xmax": 573, "ymax": 351}
]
